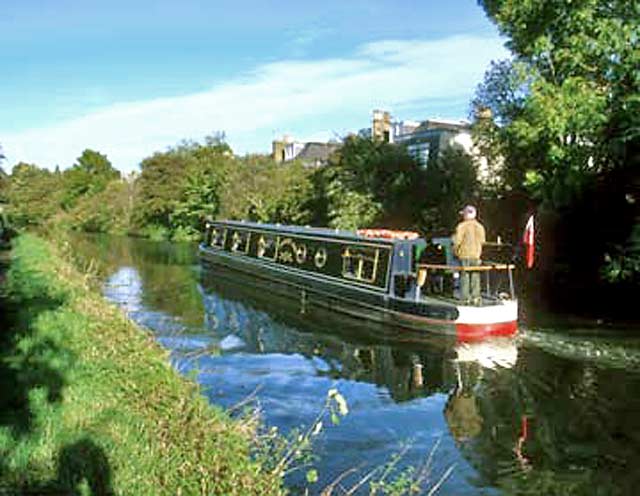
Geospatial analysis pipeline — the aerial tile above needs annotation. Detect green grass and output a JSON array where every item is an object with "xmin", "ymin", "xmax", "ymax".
[{"xmin": 0, "ymin": 234, "xmax": 283, "ymax": 495}]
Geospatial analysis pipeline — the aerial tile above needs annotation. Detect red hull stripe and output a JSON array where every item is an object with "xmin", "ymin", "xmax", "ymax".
[{"xmin": 455, "ymin": 320, "xmax": 518, "ymax": 341}]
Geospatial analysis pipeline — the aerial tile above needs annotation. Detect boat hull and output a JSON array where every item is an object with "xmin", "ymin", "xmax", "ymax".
[{"xmin": 199, "ymin": 245, "xmax": 517, "ymax": 340}]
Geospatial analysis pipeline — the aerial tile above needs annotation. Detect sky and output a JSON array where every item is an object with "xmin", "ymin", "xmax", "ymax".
[{"xmin": 0, "ymin": 0, "xmax": 509, "ymax": 172}]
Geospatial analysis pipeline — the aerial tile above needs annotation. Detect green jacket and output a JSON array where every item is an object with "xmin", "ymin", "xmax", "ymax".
[{"xmin": 453, "ymin": 219, "xmax": 486, "ymax": 260}]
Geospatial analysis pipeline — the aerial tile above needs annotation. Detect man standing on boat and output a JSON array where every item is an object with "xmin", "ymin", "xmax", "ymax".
[{"xmin": 453, "ymin": 205, "xmax": 486, "ymax": 305}]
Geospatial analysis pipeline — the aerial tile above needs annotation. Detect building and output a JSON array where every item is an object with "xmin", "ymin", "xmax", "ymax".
[
  {"xmin": 361, "ymin": 110, "xmax": 421, "ymax": 144},
  {"xmin": 362, "ymin": 110, "xmax": 488, "ymax": 170},
  {"xmin": 395, "ymin": 118, "xmax": 474, "ymax": 167},
  {"xmin": 272, "ymin": 135, "xmax": 340, "ymax": 167}
]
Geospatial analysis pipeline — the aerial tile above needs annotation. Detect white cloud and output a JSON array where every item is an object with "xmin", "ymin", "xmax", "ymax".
[{"xmin": 2, "ymin": 35, "xmax": 507, "ymax": 172}]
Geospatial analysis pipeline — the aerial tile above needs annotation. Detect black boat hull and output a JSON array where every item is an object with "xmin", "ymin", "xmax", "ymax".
[{"xmin": 200, "ymin": 246, "xmax": 458, "ymax": 335}]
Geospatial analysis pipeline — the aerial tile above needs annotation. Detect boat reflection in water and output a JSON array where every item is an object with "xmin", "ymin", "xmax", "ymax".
[{"xmin": 200, "ymin": 269, "xmax": 518, "ymax": 399}]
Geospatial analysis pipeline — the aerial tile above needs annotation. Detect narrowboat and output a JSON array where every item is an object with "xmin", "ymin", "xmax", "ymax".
[{"xmin": 199, "ymin": 220, "xmax": 518, "ymax": 340}]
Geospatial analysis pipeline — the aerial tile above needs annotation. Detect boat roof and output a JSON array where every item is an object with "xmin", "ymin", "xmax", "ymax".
[{"xmin": 209, "ymin": 220, "xmax": 425, "ymax": 245}]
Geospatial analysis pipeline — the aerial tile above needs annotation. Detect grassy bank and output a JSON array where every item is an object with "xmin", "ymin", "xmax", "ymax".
[{"xmin": 0, "ymin": 234, "xmax": 283, "ymax": 495}]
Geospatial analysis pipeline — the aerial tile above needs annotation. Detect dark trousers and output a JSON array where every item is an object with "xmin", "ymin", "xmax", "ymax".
[{"xmin": 460, "ymin": 258, "xmax": 481, "ymax": 302}]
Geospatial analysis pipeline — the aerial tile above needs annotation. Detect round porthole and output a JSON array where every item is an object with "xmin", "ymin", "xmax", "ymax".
[
  {"xmin": 314, "ymin": 247, "xmax": 328, "ymax": 268},
  {"xmin": 295, "ymin": 244, "xmax": 307, "ymax": 264}
]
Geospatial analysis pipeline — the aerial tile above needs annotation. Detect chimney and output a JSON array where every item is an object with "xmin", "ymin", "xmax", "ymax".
[
  {"xmin": 272, "ymin": 139, "xmax": 286, "ymax": 163},
  {"xmin": 372, "ymin": 109, "xmax": 391, "ymax": 142}
]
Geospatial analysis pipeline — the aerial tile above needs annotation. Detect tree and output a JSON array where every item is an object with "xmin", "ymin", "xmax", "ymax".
[
  {"xmin": 475, "ymin": 0, "xmax": 640, "ymax": 304},
  {"xmin": 65, "ymin": 180, "xmax": 134, "ymax": 234},
  {"xmin": 419, "ymin": 148, "xmax": 479, "ymax": 235},
  {"xmin": 134, "ymin": 149, "xmax": 193, "ymax": 230},
  {"xmin": 61, "ymin": 149, "xmax": 120, "ymax": 209},
  {"xmin": 170, "ymin": 164, "xmax": 226, "ymax": 240},
  {"xmin": 6, "ymin": 163, "xmax": 63, "ymax": 226},
  {"xmin": 472, "ymin": 59, "xmax": 536, "ymax": 198},
  {"xmin": 219, "ymin": 155, "xmax": 315, "ymax": 225},
  {"xmin": 325, "ymin": 187, "xmax": 381, "ymax": 231},
  {"xmin": 319, "ymin": 135, "xmax": 423, "ymax": 230},
  {"xmin": 0, "ymin": 146, "xmax": 7, "ymax": 203},
  {"xmin": 476, "ymin": 0, "xmax": 639, "ymax": 207},
  {"xmin": 134, "ymin": 135, "xmax": 233, "ymax": 239}
]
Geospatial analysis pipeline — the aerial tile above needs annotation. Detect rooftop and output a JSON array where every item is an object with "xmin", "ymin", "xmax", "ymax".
[{"xmin": 296, "ymin": 142, "xmax": 341, "ymax": 165}]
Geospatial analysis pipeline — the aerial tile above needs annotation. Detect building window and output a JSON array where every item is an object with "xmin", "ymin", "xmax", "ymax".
[{"xmin": 408, "ymin": 142, "xmax": 430, "ymax": 167}]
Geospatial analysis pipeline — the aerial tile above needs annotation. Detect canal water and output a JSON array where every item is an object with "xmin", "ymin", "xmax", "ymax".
[{"xmin": 72, "ymin": 235, "xmax": 640, "ymax": 495}]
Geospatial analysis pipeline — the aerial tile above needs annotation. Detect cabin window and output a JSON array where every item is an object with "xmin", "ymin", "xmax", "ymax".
[
  {"xmin": 295, "ymin": 243, "xmax": 307, "ymax": 264},
  {"xmin": 230, "ymin": 230, "xmax": 251, "ymax": 253},
  {"xmin": 342, "ymin": 246, "xmax": 380, "ymax": 283},
  {"xmin": 204, "ymin": 224, "xmax": 212, "ymax": 245},
  {"xmin": 210, "ymin": 227, "xmax": 227, "ymax": 249},
  {"xmin": 257, "ymin": 234, "xmax": 278, "ymax": 260},
  {"xmin": 314, "ymin": 247, "xmax": 328, "ymax": 269}
]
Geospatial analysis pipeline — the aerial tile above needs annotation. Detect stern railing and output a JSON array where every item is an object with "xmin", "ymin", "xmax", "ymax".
[{"xmin": 415, "ymin": 262, "xmax": 516, "ymax": 303}]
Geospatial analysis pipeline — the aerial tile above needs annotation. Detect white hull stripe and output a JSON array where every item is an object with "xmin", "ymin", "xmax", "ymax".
[{"xmin": 455, "ymin": 300, "xmax": 518, "ymax": 325}]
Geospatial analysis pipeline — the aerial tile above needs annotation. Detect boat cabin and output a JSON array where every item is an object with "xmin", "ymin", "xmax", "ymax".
[
  {"xmin": 202, "ymin": 221, "xmax": 426, "ymax": 296},
  {"xmin": 202, "ymin": 221, "xmax": 514, "ymax": 305}
]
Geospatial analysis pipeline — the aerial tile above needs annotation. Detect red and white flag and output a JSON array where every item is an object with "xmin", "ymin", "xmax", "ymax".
[{"xmin": 522, "ymin": 214, "xmax": 535, "ymax": 269}]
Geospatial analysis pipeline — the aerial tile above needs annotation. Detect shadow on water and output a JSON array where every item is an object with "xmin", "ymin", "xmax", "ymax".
[
  {"xmin": 73, "ymin": 234, "xmax": 640, "ymax": 495},
  {"xmin": 0, "ymin": 251, "xmax": 114, "ymax": 496}
]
